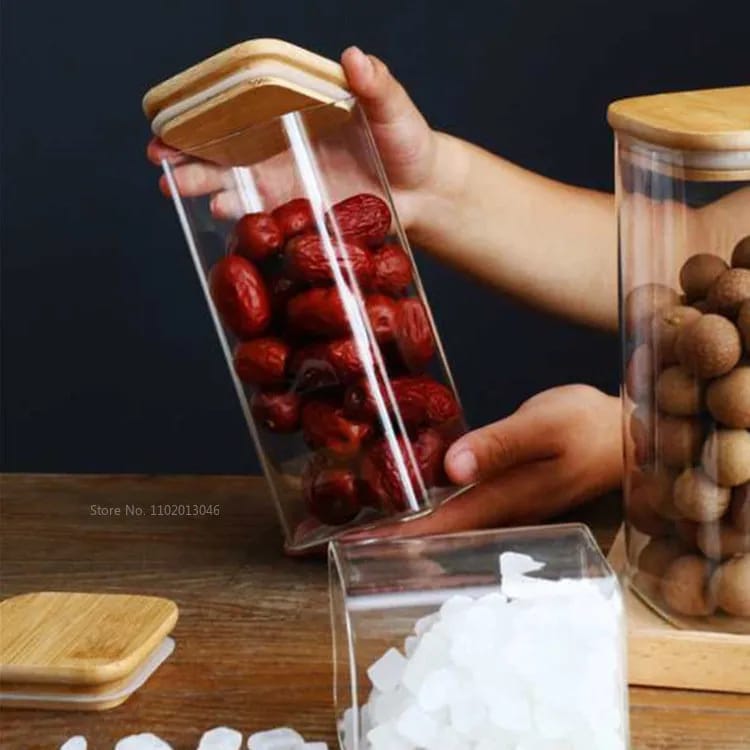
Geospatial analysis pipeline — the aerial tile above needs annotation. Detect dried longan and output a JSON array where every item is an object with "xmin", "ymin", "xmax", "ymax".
[
  {"xmin": 660, "ymin": 555, "xmax": 716, "ymax": 616},
  {"xmin": 706, "ymin": 268, "xmax": 750, "ymax": 318},
  {"xmin": 712, "ymin": 555, "xmax": 750, "ymax": 616},
  {"xmin": 680, "ymin": 253, "xmax": 728, "ymax": 301},
  {"xmin": 706, "ymin": 367, "xmax": 750, "ymax": 429},
  {"xmin": 731, "ymin": 236, "xmax": 750, "ymax": 269},
  {"xmin": 677, "ymin": 314, "xmax": 742, "ymax": 379},
  {"xmin": 696, "ymin": 521, "xmax": 750, "ymax": 560},
  {"xmin": 673, "ymin": 467, "xmax": 731, "ymax": 522},
  {"xmin": 656, "ymin": 366, "xmax": 703, "ymax": 416},
  {"xmin": 702, "ymin": 429, "xmax": 750, "ymax": 487},
  {"xmin": 656, "ymin": 415, "xmax": 703, "ymax": 469},
  {"xmin": 625, "ymin": 283, "xmax": 681, "ymax": 336}
]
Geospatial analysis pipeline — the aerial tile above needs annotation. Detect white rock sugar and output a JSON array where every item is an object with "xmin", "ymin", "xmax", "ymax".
[
  {"xmin": 198, "ymin": 726, "xmax": 243, "ymax": 750},
  {"xmin": 115, "ymin": 734, "xmax": 173, "ymax": 750},
  {"xmin": 247, "ymin": 727, "xmax": 305, "ymax": 750},
  {"xmin": 353, "ymin": 554, "xmax": 626, "ymax": 749}
]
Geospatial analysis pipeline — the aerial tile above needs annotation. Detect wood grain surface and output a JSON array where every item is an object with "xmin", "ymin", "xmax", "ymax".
[
  {"xmin": 608, "ymin": 86, "xmax": 750, "ymax": 151},
  {"xmin": 0, "ymin": 474, "xmax": 748, "ymax": 750}
]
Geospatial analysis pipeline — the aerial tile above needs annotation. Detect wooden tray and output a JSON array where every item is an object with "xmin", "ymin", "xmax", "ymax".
[{"xmin": 608, "ymin": 529, "xmax": 750, "ymax": 693}]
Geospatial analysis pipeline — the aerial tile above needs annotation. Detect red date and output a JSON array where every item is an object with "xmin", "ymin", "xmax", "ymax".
[
  {"xmin": 272, "ymin": 198, "xmax": 315, "ymax": 238},
  {"xmin": 233, "ymin": 337, "xmax": 290, "ymax": 386},
  {"xmin": 395, "ymin": 298, "xmax": 436, "ymax": 372},
  {"xmin": 362, "ymin": 427, "xmax": 447, "ymax": 513},
  {"xmin": 230, "ymin": 212, "xmax": 283, "ymax": 261},
  {"xmin": 209, "ymin": 255, "xmax": 271, "ymax": 339},
  {"xmin": 285, "ymin": 233, "xmax": 373, "ymax": 287},
  {"xmin": 327, "ymin": 193, "xmax": 392, "ymax": 247},
  {"xmin": 301, "ymin": 400, "xmax": 373, "ymax": 458},
  {"xmin": 303, "ymin": 461, "xmax": 362, "ymax": 526},
  {"xmin": 287, "ymin": 287, "xmax": 348, "ymax": 337},
  {"xmin": 250, "ymin": 390, "xmax": 301, "ymax": 433},
  {"xmin": 366, "ymin": 294, "xmax": 398, "ymax": 343},
  {"xmin": 372, "ymin": 243, "xmax": 412, "ymax": 296},
  {"xmin": 344, "ymin": 375, "xmax": 458, "ymax": 428}
]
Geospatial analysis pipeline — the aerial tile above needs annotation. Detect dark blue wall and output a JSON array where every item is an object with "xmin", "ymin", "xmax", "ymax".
[{"xmin": 2, "ymin": 0, "xmax": 747, "ymax": 473}]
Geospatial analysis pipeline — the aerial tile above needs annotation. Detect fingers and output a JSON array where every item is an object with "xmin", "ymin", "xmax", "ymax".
[
  {"xmin": 445, "ymin": 410, "xmax": 562, "ymax": 485},
  {"xmin": 343, "ymin": 456, "xmax": 583, "ymax": 542},
  {"xmin": 146, "ymin": 138, "xmax": 185, "ymax": 166},
  {"xmin": 341, "ymin": 46, "xmax": 428, "ymax": 132},
  {"xmin": 160, "ymin": 162, "xmax": 233, "ymax": 197}
]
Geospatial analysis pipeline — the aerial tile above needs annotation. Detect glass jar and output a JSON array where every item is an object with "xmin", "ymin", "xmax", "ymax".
[
  {"xmin": 329, "ymin": 524, "xmax": 629, "ymax": 750},
  {"xmin": 611, "ymin": 87, "xmax": 750, "ymax": 633},
  {"xmin": 156, "ymin": 97, "xmax": 467, "ymax": 551}
]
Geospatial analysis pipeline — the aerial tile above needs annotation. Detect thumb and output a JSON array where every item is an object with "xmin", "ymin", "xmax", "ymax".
[
  {"xmin": 341, "ymin": 47, "xmax": 421, "ymax": 127},
  {"xmin": 445, "ymin": 410, "xmax": 561, "ymax": 485}
]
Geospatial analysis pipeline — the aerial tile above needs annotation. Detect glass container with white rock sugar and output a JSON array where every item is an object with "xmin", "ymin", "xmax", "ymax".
[
  {"xmin": 610, "ymin": 87, "xmax": 750, "ymax": 634},
  {"xmin": 329, "ymin": 524, "xmax": 629, "ymax": 750}
]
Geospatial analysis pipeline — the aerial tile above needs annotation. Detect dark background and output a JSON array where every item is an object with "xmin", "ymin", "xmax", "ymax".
[{"xmin": 2, "ymin": 0, "xmax": 748, "ymax": 474}]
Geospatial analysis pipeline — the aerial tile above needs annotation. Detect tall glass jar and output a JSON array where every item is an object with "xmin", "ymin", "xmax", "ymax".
[
  {"xmin": 155, "ymin": 97, "xmax": 467, "ymax": 551},
  {"xmin": 610, "ymin": 87, "xmax": 750, "ymax": 633}
]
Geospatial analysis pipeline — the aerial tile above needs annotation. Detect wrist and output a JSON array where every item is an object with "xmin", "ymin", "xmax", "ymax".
[{"xmin": 403, "ymin": 132, "xmax": 471, "ymax": 243}]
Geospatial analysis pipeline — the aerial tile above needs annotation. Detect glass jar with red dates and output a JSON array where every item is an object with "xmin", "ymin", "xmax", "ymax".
[
  {"xmin": 610, "ymin": 86, "xmax": 750, "ymax": 633},
  {"xmin": 149, "ymin": 92, "xmax": 467, "ymax": 550}
]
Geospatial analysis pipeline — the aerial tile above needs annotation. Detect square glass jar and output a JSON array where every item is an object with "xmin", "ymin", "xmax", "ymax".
[
  {"xmin": 154, "ymin": 96, "xmax": 467, "ymax": 551},
  {"xmin": 329, "ymin": 524, "xmax": 629, "ymax": 749},
  {"xmin": 611, "ymin": 87, "xmax": 750, "ymax": 633}
]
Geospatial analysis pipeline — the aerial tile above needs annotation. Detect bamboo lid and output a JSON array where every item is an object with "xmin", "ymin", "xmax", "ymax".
[
  {"xmin": 608, "ymin": 86, "xmax": 750, "ymax": 152},
  {"xmin": 0, "ymin": 592, "xmax": 178, "ymax": 686},
  {"xmin": 142, "ymin": 39, "xmax": 351, "ymax": 165}
]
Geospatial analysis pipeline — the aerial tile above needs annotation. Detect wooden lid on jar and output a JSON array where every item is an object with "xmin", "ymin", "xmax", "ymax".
[
  {"xmin": 142, "ymin": 39, "xmax": 351, "ymax": 164},
  {"xmin": 608, "ymin": 86, "xmax": 750, "ymax": 151},
  {"xmin": 609, "ymin": 87, "xmax": 750, "ymax": 180}
]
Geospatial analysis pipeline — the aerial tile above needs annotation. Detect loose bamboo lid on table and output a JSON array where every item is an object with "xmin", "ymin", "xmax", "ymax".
[
  {"xmin": 0, "ymin": 592, "xmax": 178, "ymax": 710},
  {"xmin": 608, "ymin": 86, "xmax": 750, "ymax": 180},
  {"xmin": 143, "ymin": 39, "xmax": 351, "ymax": 165}
]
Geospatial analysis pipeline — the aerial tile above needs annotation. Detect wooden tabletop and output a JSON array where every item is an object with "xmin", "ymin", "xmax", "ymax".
[{"xmin": 0, "ymin": 474, "xmax": 748, "ymax": 750}]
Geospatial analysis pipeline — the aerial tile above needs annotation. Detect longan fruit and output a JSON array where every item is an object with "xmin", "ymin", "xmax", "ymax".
[
  {"xmin": 674, "ymin": 519, "xmax": 700, "ymax": 550},
  {"xmin": 696, "ymin": 521, "xmax": 750, "ymax": 560},
  {"xmin": 677, "ymin": 314, "xmax": 742, "ymax": 379},
  {"xmin": 625, "ymin": 283, "xmax": 681, "ymax": 337},
  {"xmin": 680, "ymin": 253, "xmax": 728, "ymax": 301},
  {"xmin": 656, "ymin": 366, "xmax": 703, "ymax": 416},
  {"xmin": 738, "ymin": 300, "xmax": 750, "ymax": 350},
  {"xmin": 627, "ymin": 471, "xmax": 674, "ymax": 536},
  {"xmin": 660, "ymin": 555, "xmax": 716, "ymax": 616},
  {"xmin": 706, "ymin": 366, "xmax": 750, "ymax": 428},
  {"xmin": 628, "ymin": 405, "xmax": 655, "ymax": 466},
  {"xmin": 656, "ymin": 415, "xmax": 704, "ymax": 469},
  {"xmin": 730, "ymin": 483, "xmax": 750, "ymax": 533},
  {"xmin": 625, "ymin": 344, "xmax": 657, "ymax": 403},
  {"xmin": 673, "ymin": 467, "xmax": 731, "ymax": 522},
  {"xmin": 702, "ymin": 429, "xmax": 750, "ymax": 487},
  {"xmin": 712, "ymin": 554, "xmax": 750, "ymax": 616},
  {"xmin": 635, "ymin": 467, "xmax": 681, "ymax": 520},
  {"xmin": 707, "ymin": 268, "xmax": 750, "ymax": 318},
  {"xmin": 638, "ymin": 537, "xmax": 687, "ymax": 578},
  {"xmin": 731, "ymin": 236, "xmax": 750, "ymax": 269},
  {"xmin": 650, "ymin": 305, "xmax": 702, "ymax": 365}
]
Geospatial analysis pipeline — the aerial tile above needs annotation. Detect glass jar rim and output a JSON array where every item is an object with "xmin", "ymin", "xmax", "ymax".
[{"xmin": 618, "ymin": 133, "xmax": 750, "ymax": 181}]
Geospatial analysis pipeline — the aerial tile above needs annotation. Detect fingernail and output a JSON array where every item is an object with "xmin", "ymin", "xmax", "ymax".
[{"xmin": 448, "ymin": 448, "xmax": 477, "ymax": 483}]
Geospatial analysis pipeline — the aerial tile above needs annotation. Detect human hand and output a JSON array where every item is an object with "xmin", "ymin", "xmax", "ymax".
[
  {"xmin": 146, "ymin": 47, "xmax": 452, "ymax": 232},
  {"xmin": 344, "ymin": 385, "xmax": 624, "ymax": 540}
]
